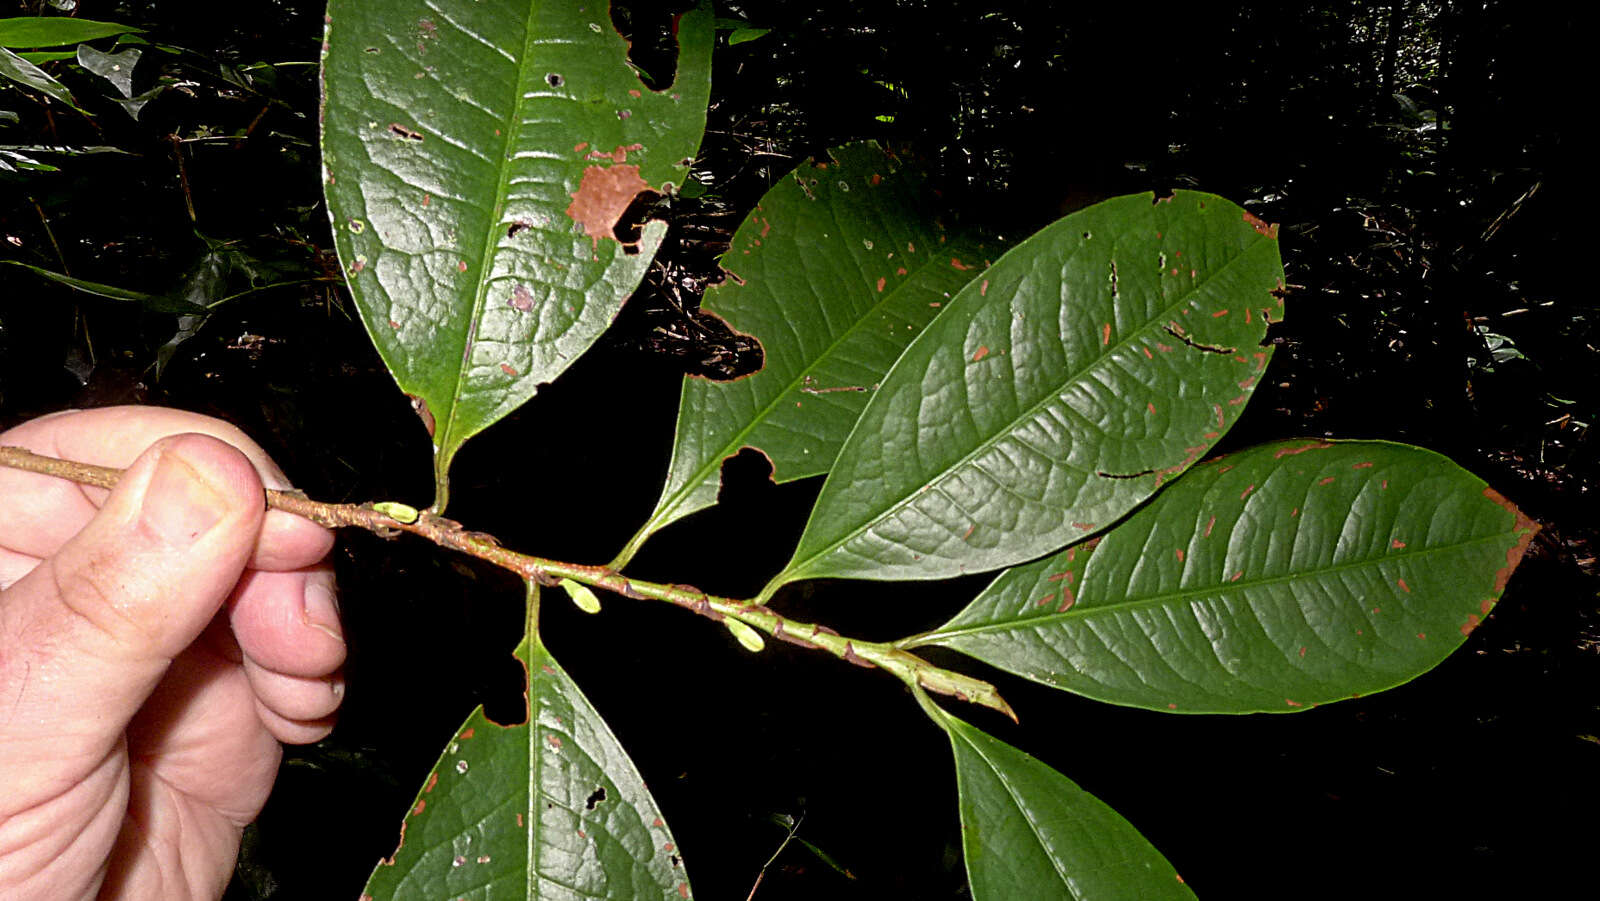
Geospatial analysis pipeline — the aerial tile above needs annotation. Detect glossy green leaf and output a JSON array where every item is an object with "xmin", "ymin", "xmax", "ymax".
[
  {"xmin": 0, "ymin": 16, "xmax": 143, "ymax": 48},
  {"xmin": 939, "ymin": 711, "xmax": 1195, "ymax": 901},
  {"xmin": 14, "ymin": 50, "xmax": 75, "ymax": 64},
  {"xmin": 322, "ymin": 0, "xmax": 712, "ymax": 510},
  {"xmin": 763, "ymin": 191, "xmax": 1284, "ymax": 594},
  {"xmin": 75, "ymin": 44, "xmax": 140, "ymax": 98},
  {"xmin": 915, "ymin": 440, "xmax": 1539, "ymax": 713},
  {"xmin": 615, "ymin": 141, "xmax": 991, "ymax": 565},
  {"xmin": 364, "ymin": 602, "xmax": 692, "ymax": 899},
  {"xmin": 0, "ymin": 46, "xmax": 80, "ymax": 110}
]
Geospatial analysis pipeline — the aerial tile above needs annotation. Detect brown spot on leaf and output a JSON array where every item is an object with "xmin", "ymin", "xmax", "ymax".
[
  {"xmin": 388, "ymin": 319, "xmax": 400, "ymax": 329},
  {"xmin": 876, "ymin": 277, "xmax": 886, "ymax": 292},
  {"xmin": 1274, "ymin": 440, "xmax": 1332, "ymax": 458},
  {"xmin": 1102, "ymin": 322, "xmax": 1112, "ymax": 345},
  {"xmin": 1243, "ymin": 210, "xmax": 1279, "ymax": 239},
  {"xmin": 1391, "ymin": 539, "xmax": 1407, "ymax": 549},
  {"xmin": 424, "ymin": 772, "xmax": 438, "ymax": 792},
  {"xmin": 1461, "ymin": 614, "xmax": 1481, "ymax": 635},
  {"xmin": 972, "ymin": 346, "xmax": 989, "ymax": 362},
  {"xmin": 586, "ymin": 142, "xmax": 643, "ymax": 163},
  {"xmin": 510, "ymin": 284, "xmax": 534, "ymax": 311},
  {"xmin": 387, "ymin": 122, "xmax": 423, "ymax": 141},
  {"xmin": 1240, "ymin": 484, "xmax": 1255, "ymax": 500},
  {"xmin": 501, "ymin": 363, "xmax": 518, "ymax": 376},
  {"xmin": 566, "ymin": 164, "xmax": 650, "ymax": 247},
  {"xmin": 1483, "ymin": 487, "xmax": 1539, "ymax": 593},
  {"xmin": 1175, "ymin": 548, "xmax": 1185, "ymax": 562},
  {"xmin": 1318, "ymin": 476, "xmax": 1335, "ymax": 486},
  {"xmin": 1285, "ymin": 698, "xmax": 1302, "ymax": 707},
  {"xmin": 1204, "ymin": 515, "xmax": 1216, "ymax": 537},
  {"xmin": 1035, "ymin": 593, "xmax": 1055, "ymax": 607},
  {"xmin": 548, "ymin": 735, "xmax": 562, "ymax": 748},
  {"xmin": 951, "ymin": 257, "xmax": 971, "ymax": 270},
  {"xmin": 412, "ymin": 800, "xmax": 426, "ymax": 815},
  {"xmin": 1057, "ymin": 588, "xmax": 1076, "ymax": 611}
]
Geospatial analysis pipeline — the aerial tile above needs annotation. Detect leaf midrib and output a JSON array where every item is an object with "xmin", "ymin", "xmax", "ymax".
[
  {"xmin": 652, "ymin": 225, "xmax": 979, "ymax": 531},
  {"xmin": 953, "ymin": 725, "xmax": 1080, "ymax": 898},
  {"xmin": 783, "ymin": 222, "xmax": 1275, "ymax": 584},
  {"xmin": 438, "ymin": 0, "xmax": 541, "ymax": 461},
  {"xmin": 927, "ymin": 528, "xmax": 1511, "ymax": 643}
]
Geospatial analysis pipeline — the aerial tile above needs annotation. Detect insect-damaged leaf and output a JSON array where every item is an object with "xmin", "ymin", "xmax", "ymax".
[
  {"xmin": 938, "ymin": 711, "xmax": 1195, "ymax": 901},
  {"xmin": 614, "ymin": 141, "xmax": 990, "ymax": 566},
  {"xmin": 321, "ymin": 0, "xmax": 712, "ymax": 510},
  {"xmin": 364, "ymin": 595, "xmax": 692, "ymax": 899},
  {"xmin": 762, "ymin": 191, "xmax": 1283, "ymax": 595},
  {"xmin": 914, "ymin": 440, "xmax": 1539, "ymax": 713}
]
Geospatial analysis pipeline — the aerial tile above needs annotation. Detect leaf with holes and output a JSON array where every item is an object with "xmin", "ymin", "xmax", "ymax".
[
  {"xmin": 760, "ymin": 191, "xmax": 1283, "ymax": 595},
  {"xmin": 613, "ymin": 141, "xmax": 992, "ymax": 566},
  {"xmin": 912, "ymin": 440, "xmax": 1539, "ymax": 713},
  {"xmin": 363, "ymin": 595, "xmax": 692, "ymax": 899},
  {"xmin": 936, "ymin": 710, "xmax": 1195, "ymax": 901},
  {"xmin": 321, "ymin": 0, "xmax": 712, "ymax": 510}
]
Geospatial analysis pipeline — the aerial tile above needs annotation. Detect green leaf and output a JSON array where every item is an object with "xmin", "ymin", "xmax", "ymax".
[
  {"xmin": 763, "ymin": 191, "xmax": 1284, "ymax": 595},
  {"xmin": 0, "ymin": 260, "xmax": 203, "ymax": 312},
  {"xmin": 728, "ymin": 27, "xmax": 770, "ymax": 46},
  {"xmin": 939, "ymin": 712, "xmax": 1195, "ymax": 901},
  {"xmin": 0, "ymin": 46, "xmax": 81, "ymax": 110},
  {"xmin": 14, "ymin": 50, "xmax": 76, "ymax": 64},
  {"xmin": 0, "ymin": 16, "xmax": 143, "ymax": 49},
  {"xmin": 615, "ymin": 141, "xmax": 991, "ymax": 565},
  {"xmin": 915, "ymin": 440, "xmax": 1539, "ymax": 713},
  {"xmin": 322, "ymin": 0, "xmax": 713, "ymax": 511},
  {"xmin": 364, "ymin": 613, "xmax": 692, "ymax": 899}
]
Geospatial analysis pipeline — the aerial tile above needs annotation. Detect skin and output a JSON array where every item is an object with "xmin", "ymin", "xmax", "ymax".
[{"xmin": 0, "ymin": 407, "xmax": 345, "ymax": 901}]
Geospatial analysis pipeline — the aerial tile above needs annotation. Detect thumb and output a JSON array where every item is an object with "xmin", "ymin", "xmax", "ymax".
[{"xmin": 0, "ymin": 433, "xmax": 265, "ymax": 801}]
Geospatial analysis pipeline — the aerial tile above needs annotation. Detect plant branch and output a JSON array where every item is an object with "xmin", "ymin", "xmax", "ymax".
[{"xmin": 0, "ymin": 446, "xmax": 1015, "ymax": 721}]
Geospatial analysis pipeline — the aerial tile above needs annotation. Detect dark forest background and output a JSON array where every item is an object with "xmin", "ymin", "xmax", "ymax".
[{"xmin": 1, "ymin": 1, "xmax": 1592, "ymax": 899}]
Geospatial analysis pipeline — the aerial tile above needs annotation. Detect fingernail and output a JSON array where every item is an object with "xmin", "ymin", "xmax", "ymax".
[
  {"xmin": 142, "ymin": 448, "xmax": 229, "ymax": 547},
  {"xmin": 304, "ymin": 578, "xmax": 344, "ymax": 643}
]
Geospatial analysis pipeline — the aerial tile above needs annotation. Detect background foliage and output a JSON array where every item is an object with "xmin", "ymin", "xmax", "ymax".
[{"xmin": 1, "ymin": 1, "xmax": 1591, "ymax": 898}]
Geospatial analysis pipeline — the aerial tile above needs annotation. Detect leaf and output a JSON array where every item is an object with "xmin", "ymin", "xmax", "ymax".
[
  {"xmin": 939, "ymin": 711, "xmax": 1195, "ymax": 901},
  {"xmin": 615, "ymin": 141, "xmax": 991, "ymax": 565},
  {"xmin": 364, "ymin": 595, "xmax": 692, "ymax": 899},
  {"xmin": 14, "ymin": 50, "xmax": 76, "ymax": 64},
  {"xmin": 0, "ymin": 16, "xmax": 143, "ymax": 48},
  {"xmin": 75, "ymin": 44, "xmax": 141, "ymax": 98},
  {"xmin": 728, "ymin": 27, "xmax": 770, "ymax": 46},
  {"xmin": 762, "ymin": 191, "xmax": 1284, "ymax": 595},
  {"xmin": 914, "ymin": 440, "xmax": 1539, "ymax": 713},
  {"xmin": 559, "ymin": 576, "xmax": 602, "ymax": 614},
  {"xmin": 322, "ymin": 0, "xmax": 713, "ymax": 511},
  {"xmin": 0, "ymin": 46, "xmax": 81, "ymax": 110},
  {"xmin": 0, "ymin": 260, "xmax": 203, "ymax": 312}
]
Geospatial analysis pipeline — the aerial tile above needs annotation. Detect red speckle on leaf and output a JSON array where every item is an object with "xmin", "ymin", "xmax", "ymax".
[
  {"xmin": 422, "ymin": 193, "xmax": 430, "ymax": 207},
  {"xmin": 1204, "ymin": 516, "xmax": 1216, "ymax": 537},
  {"xmin": 1066, "ymin": 548, "xmax": 1076, "ymax": 563},
  {"xmin": 1353, "ymin": 461, "xmax": 1374, "ymax": 469},
  {"xmin": 1298, "ymin": 646, "xmax": 1307, "ymax": 657},
  {"xmin": 664, "ymin": 842, "xmax": 675, "ymax": 852},
  {"xmin": 1382, "ymin": 479, "xmax": 1389, "ymax": 489},
  {"xmin": 1285, "ymin": 698, "xmax": 1302, "ymax": 707},
  {"xmin": 1102, "ymin": 322, "xmax": 1112, "ymax": 345},
  {"xmin": 1483, "ymin": 487, "xmax": 1540, "ymax": 592},
  {"xmin": 1392, "ymin": 539, "xmax": 1407, "ymax": 549},
  {"xmin": 1228, "ymin": 395, "xmax": 1247, "ymax": 406},
  {"xmin": 1046, "ymin": 571, "xmax": 1073, "ymax": 582},
  {"xmin": 1176, "ymin": 548, "xmax": 1185, "ymax": 562},
  {"xmin": 629, "ymin": 88, "xmax": 642, "ymax": 98},
  {"xmin": 1215, "ymin": 405, "xmax": 1226, "ymax": 428},
  {"xmin": 1230, "ymin": 570, "xmax": 1243, "ymax": 581},
  {"xmin": 1147, "ymin": 402, "xmax": 1157, "ymax": 415},
  {"xmin": 460, "ymin": 727, "xmax": 474, "ymax": 739},
  {"xmin": 1036, "ymin": 592, "xmax": 1055, "ymax": 607},
  {"xmin": 1244, "ymin": 308, "xmax": 1252, "ymax": 323},
  {"xmin": 896, "ymin": 267, "xmax": 907, "ymax": 276},
  {"xmin": 980, "ymin": 279, "xmax": 989, "ymax": 296},
  {"xmin": 1254, "ymin": 351, "xmax": 1268, "ymax": 369},
  {"xmin": 1205, "ymin": 431, "xmax": 1220, "ymax": 439},
  {"xmin": 972, "ymin": 346, "xmax": 989, "ymax": 362},
  {"xmin": 1318, "ymin": 477, "xmax": 1336, "ymax": 486},
  {"xmin": 1241, "ymin": 484, "xmax": 1255, "ymax": 500},
  {"xmin": 1397, "ymin": 578, "xmax": 1411, "ymax": 593},
  {"xmin": 1057, "ymin": 588, "xmax": 1076, "ymax": 611},
  {"xmin": 1142, "ymin": 346, "xmax": 1153, "ymax": 359},
  {"xmin": 653, "ymin": 818, "xmax": 664, "ymax": 827},
  {"xmin": 1072, "ymin": 522, "xmax": 1095, "ymax": 531},
  {"xmin": 1171, "ymin": 268, "xmax": 1180, "ymax": 276},
  {"xmin": 1274, "ymin": 441, "xmax": 1332, "ymax": 458},
  {"xmin": 413, "ymin": 800, "xmax": 426, "ymax": 815},
  {"xmin": 457, "ymin": 260, "xmax": 468, "ymax": 272},
  {"xmin": 962, "ymin": 524, "xmax": 976, "ymax": 541},
  {"xmin": 1239, "ymin": 376, "xmax": 1256, "ymax": 389},
  {"xmin": 388, "ymin": 320, "xmax": 400, "ymax": 329},
  {"xmin": 586, "ymin": 143, "xmax": 644, "ymax": 163},
  {"xmin": 1417, "ymin": 632, "xmax": 1427, "ymax": 639},
  {"xmin": 1372, "ymin": 606, "xmax": 1382, "ymax": 614},
  {"xmin": 1167, "ymin": 703, "xmax": 1178, "ymax": 710},
  {"xmin": 517, "ymin": 813, "xmax": 525, "ymax": 827},
  {"xmin": 951, "ymin": 257, "xmax": 971, "ymax": 270},
  {"xmin": 1212, "ymin": 309, "xmax": 1230, "ymax": 318},
  {"xmin": 1291, "ymin": 507, "xmax": 1299, "ymax": 517},
  {"xmin": 678, "ymin": 884, "xmax": 690, "ymax": 899},
  {"xmin": 425, "ymin": 772, "xmax": 438, "ymax": 792},
  {"xmin": 1481, "ymin": 598, "xmax": 1495, "ymax": 614},
  {"xmin": 871, "ymin": 173, "xmax": 882, "ymax": 185},
  {"xmin": 501, "ymin": 363, "xmax": 518, "ymax": 376},
  {"xmin": 566, "ymin": 164, "xmax": 650, "ymax": 247},
  {"xmin": 547, "ymin": 735, "xmax": 562, "ymax": 748},
  {"xmin": 876, "ymin": 277, "xmax": 886, "ymax": 292},
  {"xmin": 1461, "ymin": 614, "xmax": 1481, "ymax": 635}
]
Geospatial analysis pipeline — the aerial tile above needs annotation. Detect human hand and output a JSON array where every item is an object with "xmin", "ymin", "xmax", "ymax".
[{"xmin": 0, "ymin": 407, "xmax": 345, "ymax": 900}]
